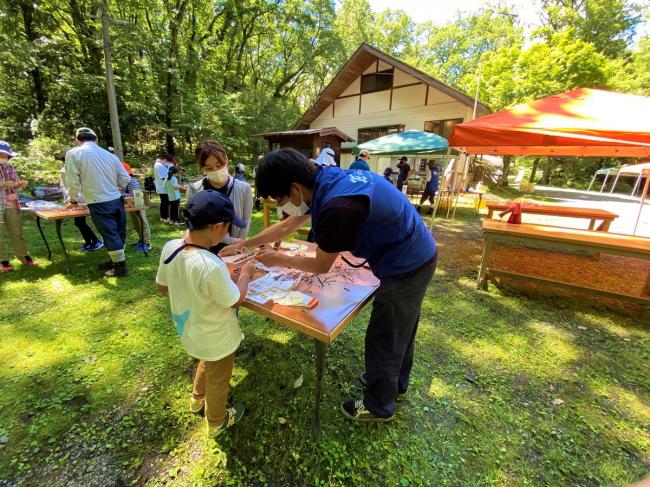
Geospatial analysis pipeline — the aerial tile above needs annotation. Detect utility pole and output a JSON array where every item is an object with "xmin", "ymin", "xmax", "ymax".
[{"xmin": 100, "ymin": 0, "xmax": 123, "ymax": 161}]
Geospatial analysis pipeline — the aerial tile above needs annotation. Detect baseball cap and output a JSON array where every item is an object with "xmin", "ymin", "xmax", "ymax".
[
  {"xmin": 0, "ymin": 141, "xmax": 17, "ymax": 158},
  {"xmin": 122, "ymin": 162, "xmax": 133, "ymax": 174},
  {"xmin": 75, "ymin": 127, "xmax": 97, "ymax": 139},
  {"xmin": 183, "ymin": 190, "xmax": 245, "ymax": 231}
]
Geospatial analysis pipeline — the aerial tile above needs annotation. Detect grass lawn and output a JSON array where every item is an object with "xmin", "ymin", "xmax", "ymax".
[{"xmin": 0, "ymin": 200, "xmax": 648, "ymax": 486}]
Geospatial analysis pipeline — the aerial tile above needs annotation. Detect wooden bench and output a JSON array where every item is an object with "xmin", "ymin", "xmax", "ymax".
[
  {"xmin": 486, "ymin": 201, "xmax": 618, "ymax": 232},
  {"xmin": 477, "ymin": 220, "xmax": 650, "ymax": 304}
]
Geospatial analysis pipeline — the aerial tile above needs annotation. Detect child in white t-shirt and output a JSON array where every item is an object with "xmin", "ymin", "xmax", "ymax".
[{"xmin": 156, "ymin": 190, "xmax": 255, "ymax": 437}]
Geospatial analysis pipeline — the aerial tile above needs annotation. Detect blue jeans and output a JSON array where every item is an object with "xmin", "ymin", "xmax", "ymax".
[{"xmin": 88, "ymin": 198, "xmax": 126, "ymax": 251}]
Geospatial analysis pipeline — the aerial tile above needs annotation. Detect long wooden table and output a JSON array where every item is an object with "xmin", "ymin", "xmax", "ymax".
[
  {"xmin": 27, "ymin": 205, "xmax": 148, "ymax": 272},
  {"xmin": 486, "ymin": 201, "xmax": 618, "ymax": 231},
  {"xmin": 478, "ymin": 220, "xmax": 650, "ymax": 303},
  {"xmin": 227, "ymin": 243, "xmax": 379, "ymax": 437}
]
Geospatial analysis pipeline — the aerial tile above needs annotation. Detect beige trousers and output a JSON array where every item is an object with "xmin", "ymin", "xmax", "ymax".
[
  {"xmin": 0, "ymin": 206, "xmax": 28, "ymax": 261},
  {"xmin": 192, "ymin": 353, "xmax": 235, "ymax": 426},
  {"xmin": 128, "ymin": 210, "xmax": 151, "ymax": 244}
]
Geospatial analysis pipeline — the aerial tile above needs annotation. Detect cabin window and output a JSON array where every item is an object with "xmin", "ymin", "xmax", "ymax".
[
  {"xmin": 424, "ymin": 118, "xmax": 463, "ymax": 139},
  {"xmin": 357, "ymin": 124, "xmax": 404, "ymax": 144},
  {"xmin": 361, "ymin": 69, "xmax": 394, "ymax": 94}
]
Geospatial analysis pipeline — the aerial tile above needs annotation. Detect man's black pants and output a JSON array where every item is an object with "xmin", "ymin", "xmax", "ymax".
[
  {"xmin": 158, "ymin": 193, "xmax": 169, "ymax": 220},
  {"xmin": 74, "ymin": 217, "xmax": 99, "ymax": 245},
  {"xmin": 363, "ymin": 254, "xmax": 437, "ymax": 417}
]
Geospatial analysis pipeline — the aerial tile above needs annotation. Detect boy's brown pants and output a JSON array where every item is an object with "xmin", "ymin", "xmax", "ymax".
[
  {"xmin": 0, "ymin": 206, "xmax": 28, "ymax": 262},
  {"xmin": 192, "ymin": 353, "xmax": 235, "ymax": 427}
]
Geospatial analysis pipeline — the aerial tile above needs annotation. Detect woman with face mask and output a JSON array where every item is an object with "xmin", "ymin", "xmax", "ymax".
[{"xmin": 185, "ymin": 141, "xmax": 253, "ymax": 253}]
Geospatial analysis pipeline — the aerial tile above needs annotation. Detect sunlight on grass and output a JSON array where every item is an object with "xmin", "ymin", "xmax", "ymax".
[{"xmin": 427, "ymin": 377, "xmax": 454, "ymax": 398}]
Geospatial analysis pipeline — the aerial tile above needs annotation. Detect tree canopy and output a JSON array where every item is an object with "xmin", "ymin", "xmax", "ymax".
[{"xmin": 0, "ymin": 0, "xmax": 647, "ymax": 162}]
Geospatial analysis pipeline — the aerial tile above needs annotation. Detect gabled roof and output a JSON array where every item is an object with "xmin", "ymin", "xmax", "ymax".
[
  {"xmin": 295, "ymin": 43, "xmax": 489, "ymax": 129},
  {"xmin": 251, "ymin": 127, "xmax": 354, "ymax": 141}
]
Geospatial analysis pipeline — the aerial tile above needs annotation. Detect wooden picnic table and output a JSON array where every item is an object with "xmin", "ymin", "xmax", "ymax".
[
  {"xmin": 477, "ymin": 220, "xmax": 650, "ymax": 304},
  {"xmin": 227, "ymin": 242, "xmax": 379, "ymax": 437},
  {"xmin": 486, "ymin": 201, "xmax": 618, "ymax": 231},
  {"xmin": 26, "ymin": 205, "xmax": 148, "ymax": 272}
]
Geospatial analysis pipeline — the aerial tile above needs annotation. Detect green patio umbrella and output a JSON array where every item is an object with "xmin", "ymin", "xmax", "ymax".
[{"xmin": 353, "ymin": 130, "xmax": 450, "ymax": 156}]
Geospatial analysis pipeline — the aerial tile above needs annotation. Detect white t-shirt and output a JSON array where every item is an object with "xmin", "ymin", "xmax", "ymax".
[{"xmin": 156, "ymin": 239, "xmax": 241, "ymax": 361}]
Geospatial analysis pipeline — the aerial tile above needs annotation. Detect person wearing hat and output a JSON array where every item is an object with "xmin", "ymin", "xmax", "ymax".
[
  {"xmin": 120, "ymin": 161, "xmax": 152, "ymax": 251},
  {"xmin": 222, "ymin": 149, "xmax": 437, "ymax": 422},
  {"xmin": 349, "ymin": 150, "xmax": 371, "ymax": 171},
  {"xmin": 65, "ymin": 127, "xmax": 131, "ymax": 277},
  {"xmin": 56, "ymin": 150, "xmax": 103, "ymax": 252},
  {"xmin": 0, "ymin": 141, "xmax": 37, "ymax": 271},
  {"xmin": 396, "ymin": 156, "xmax": 411, "ymax": 192},
  {"xmin": 155, "ymin": 190, "xmax": 255, "ymax": 437}
]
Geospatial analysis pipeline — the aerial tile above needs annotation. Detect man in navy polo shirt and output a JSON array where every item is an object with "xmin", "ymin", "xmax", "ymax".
[{"xmin": 221, "ymin": 148, "xmax": 437, "ymax": 422}]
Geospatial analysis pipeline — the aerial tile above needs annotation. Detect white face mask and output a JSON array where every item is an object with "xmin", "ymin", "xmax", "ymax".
[
  {"xmin": 279, "ymin": 186, "xmax": 310, "ymax": 217},
  {"xmin": 205, "ymin": 167, "xmax": 229, "ymax": 185}
]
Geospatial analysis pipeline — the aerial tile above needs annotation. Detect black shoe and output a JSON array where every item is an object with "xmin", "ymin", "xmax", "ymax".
[
  {"xmin": 359, "ymin": 371, "xmax": 407, "ymax": 399},
  {"xmin": 105, "ymin": 261, "xmax": 128, "ymax": 278},
  {"xmin": 340, "ymin": 399, "xmax": 394, "ymax": 422},
  {"xmin": 98, "ymin": 261, "xmax": 114, "ymax": 271}
]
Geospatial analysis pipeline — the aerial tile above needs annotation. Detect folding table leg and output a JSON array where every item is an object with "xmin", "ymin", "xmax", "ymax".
[
  {"xmin": 55, "ymin": 220, "xmax": 72, "ymax": 272},
  {"xmin": 312, "ymin": 339, "xmax": 327, "ymax": 439},
  {"xmin": 35, "ymin": 217, "xmax": 52, "ymax": 260}
]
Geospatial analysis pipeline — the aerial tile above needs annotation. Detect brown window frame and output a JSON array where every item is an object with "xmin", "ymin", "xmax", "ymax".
[
  {"xmin": 360, "ymin": 69, "xmax": 394, "ymax": 94},
  {"xmin": 357, "ymin": 124, "xmax": 405, "ymax": 144},
  {"xmin": 424, "ymin": 118, "xmax": 464, "ymax": 140}
]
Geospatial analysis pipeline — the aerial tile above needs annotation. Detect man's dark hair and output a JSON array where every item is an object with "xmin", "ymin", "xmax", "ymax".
[
  {"xmin": 77, "ymin": 132, "xmax": 97, "ymax": 142},
  {"xmin": 255, "ymin": 148, "xmax": 318, "ymax": 200},
  {"xmin": 157, "ymin": 153, "xmax": 170, "ymax": 160}
]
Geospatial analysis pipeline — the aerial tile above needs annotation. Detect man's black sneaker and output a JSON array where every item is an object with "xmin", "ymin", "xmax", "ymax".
[
  {"xmin": 340, "ymin": 399, "xmax": 394, "ymax": 422},
  {"xmin": 359, "ymin": 371, "xmax": 407, "ymax": 399},
  {"xmin": 105, "ymin": 261, "xmax": 128, "ymax": 278},
  {"xmin": 98, "ymin": 261, "xmax": 114, "ymax": 271}
]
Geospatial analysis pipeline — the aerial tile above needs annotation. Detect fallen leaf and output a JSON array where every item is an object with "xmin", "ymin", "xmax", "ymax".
[
  {"xmin": 140, "ymin": 386, "xmax": 149, "ymax": 393},
  {"xmin": 577, "ymin": 326, "xmax": 587, "ymax": 331},
  {"xmin": 465, "ymin": 373, "xmax": 477, "ymax": 384},
  {"xmin": 423, "ymin": 406, "xmax": 430, "ymax": 412},
  {"xmin": 83, "ymin": 355, "xmax": 97, "ymax": 365},
  {"xmin": 622, "ymin": 338, "xmax": 631, "ymax": 342},
  {"xmin": 293, "ymin": 374, "xmax": 304, "ymax": 389},
  {"xmin": 277, "ymin": 417, "xmax": 288, "ymax": 425},
  {"xmin": 122, "ymin": 331, "xmax": 129, "ymax": 337},
  {"xmin": 552, "ymin": 398, "xmax": 564, "ymax": 406},
  {"xmin": 547, "ymin": 384, "xmax": 556, "ymax": 392}
]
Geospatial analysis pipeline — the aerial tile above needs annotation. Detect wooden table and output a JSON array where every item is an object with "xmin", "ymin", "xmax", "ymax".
[
  {"xmin": 486, "ymin": 201, "xmax": 618, "ymax": 231},
  {"xmin": 27, "ymin": 205, "xmax": 148, "ymax": 272},
  {"xmin": 227, "ymin": 244, "xmax": 379, "ymax": 437},
  {"xmin": 477, "ymin": 220, "xmax": 650, "ymax": 304}
]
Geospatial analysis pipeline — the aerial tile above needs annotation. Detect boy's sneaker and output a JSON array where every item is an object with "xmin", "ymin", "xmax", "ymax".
[
  {"xmin": 105, "ymin": 261, "xmax": 128, "ymax": 278},
  {"xmin": 134, "ymin": 243, "xmax": 152, "ymax": 252},
  {"xmin": 129, "ymin": 242, "xmax": 142, "ymax": 248},
  {"xmin": 340, "ymin": 399, "xmax": 394, "ymax": 422},
  {"xmin": 207, "ymin": 405, "xmax": 244, "ymax": 438},
  {"xmin": 79, "ymin": 244, "xmax": 91, "ymax": 252},
  {"xmin": 20, "ymin": 256, "xmax": 38, "ymax": 266},
  {"xmin": 1, "ymin": 261, "xmax": 13, "ymax": 272},
  {"xmin": 189, "ymin": 397, "xmax": 205, "ymax": 414},
  {"xmin": 359, "ymin": 371, "xmax": 407, "ymax": 399},
  {"xmin": 87, "ymin": 241, "xmax": 104, "ymax": 251}
]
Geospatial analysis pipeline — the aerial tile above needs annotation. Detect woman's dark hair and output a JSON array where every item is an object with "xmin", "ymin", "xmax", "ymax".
[
  {"xmin": 255, "ymin": 148, "xmax": 318, "ymax": 200},
  {"xmin": 167, "ymin": 165, "xmax": 179, "ymax": 176},
  {"xmin": 157, "ymin": 153, "xmax": 170, "ymax": 160},
  {"xmin": 194, "ymin": 140, "xmax": 228, "ymax": 168},
  {"xmin": 77, "ymin": 132, "xmax": 97, "ymax": 142}
]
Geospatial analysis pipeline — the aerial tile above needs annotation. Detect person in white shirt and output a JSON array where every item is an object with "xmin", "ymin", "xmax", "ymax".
[
  {"xmin": 155, "ymin": 190, "xmax": 255, "ymax": 437},
  {"xmin": 65, "ymin": 127, "xmax": 131, "ymax": 277},
  {"xmin": 153, "ymin": 153, "xmax": 171, "ymax": 223}
]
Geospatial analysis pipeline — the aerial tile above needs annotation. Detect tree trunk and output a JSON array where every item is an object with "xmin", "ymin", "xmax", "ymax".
[
  {"xmin": 540, "ymin": 157, "xmax": 552, "ymax": 185},
  {"xmin": 499, "ymin": 156, "xmax": 512, "ymax": 186},
  {"xmin": 20, "ymin": 1, "xmax": 46, "ymax": 113},
  {"xmin": 529, "ymin": 157, "xmax": 540, "ymax": 182}
]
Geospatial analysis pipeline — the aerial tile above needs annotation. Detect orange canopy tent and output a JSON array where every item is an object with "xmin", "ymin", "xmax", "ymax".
[{"xmin": 448, "ymin": 88, "xmax": 650, "ymax": 157}]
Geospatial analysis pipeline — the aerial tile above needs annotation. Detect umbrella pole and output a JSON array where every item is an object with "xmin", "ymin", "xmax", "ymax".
[
  {"xmin": 633, "ymin": 170, "xmax": 650, "ymax": 235},
  {"xmin": 587, "ymin": 173, "xmax": 597, "ymax": 191},
  {"xmin": 452, "ymin": 154, "xmax": 471, "ymax": 221},
  {"xmin": 609, "ymin": 169, "xmax": 621, "ymax": 194},
  {"xmin": 447, "ymin": 153, "xmax": 464, "ymax": 218},
  {"xmin": 632, "ymin": 173, "xmax": 642, "ymax": 196},
  {"xmin": 429, "ymin": 147, "xmax": 452, "ymax": 231}
]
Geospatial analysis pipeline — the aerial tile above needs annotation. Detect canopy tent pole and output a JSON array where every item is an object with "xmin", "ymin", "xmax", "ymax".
[
  {"xmin": 632, "ymin": 173, "xmax": 643, "ymax": 196},
  {"xmin": 447, "ymin": 154, "xmax": 465, "ymax": 218},
  {"xmin": 609, "ymin": 168, "xmax": 622, "ymax": 194},
  {"xmin": 429, "ymin": 147, "xmax": 452, "ymax": 232},
  {"xmin": 452, "ymin": 154, "xmax": 472, "ymax": 221},
  {"xmin": 599, "ymin": 169, "xmax": 611, "ymax": 193},
  {"xmin": 587, "ymin": 172, "xmax": 598, "ymax": 191},
  {"xmin": 633, "ymin": 169, "xmax": 650, "ymax": 235}
]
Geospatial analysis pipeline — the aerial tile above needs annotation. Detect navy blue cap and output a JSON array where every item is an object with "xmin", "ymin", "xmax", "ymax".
[
  {"xmin": 0, "ymin": 141, "xmax": 17, "ymax": 158},
  {"xmin": 183, "ymin": 190, "xmax": 245, "ymax": 230}
]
